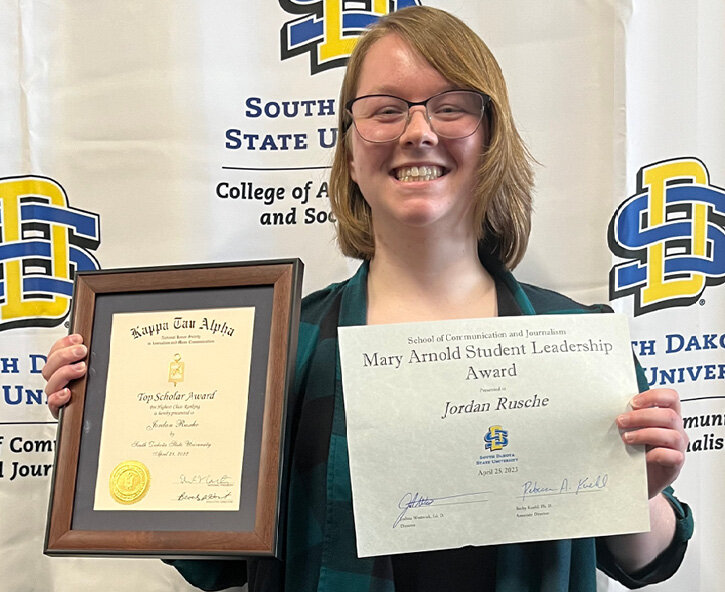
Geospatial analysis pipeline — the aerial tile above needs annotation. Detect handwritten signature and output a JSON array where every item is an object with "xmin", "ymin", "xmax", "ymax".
[
  {"xmin": 520, "ymin": 474, "xmax": 608, "ymax": 501},
  {"xmin": 393, "ymin": 491, "xmax": 488, "ymax": 528},
  {"xmin": 177, "ymin": 491, "xmax": 233, "ymax": 502},
  {"xmin": 178, "ymin": 473, "xmax": 234, "ymax": 487}
]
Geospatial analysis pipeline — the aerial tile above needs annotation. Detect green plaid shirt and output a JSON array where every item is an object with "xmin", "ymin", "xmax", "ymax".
[{"xmin": 169, "ymin": 259, "xmax": 693, "ymax": 591}]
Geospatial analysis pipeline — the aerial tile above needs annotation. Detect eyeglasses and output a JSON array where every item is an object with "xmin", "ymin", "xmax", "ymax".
[{"xmin": 345, "ymin": 90, "xmax": 490, "ymax": 143}]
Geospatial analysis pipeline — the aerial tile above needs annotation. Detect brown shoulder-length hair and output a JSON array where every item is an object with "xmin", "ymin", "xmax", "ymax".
[{"xmin": 329, "ymin": 6, "xmax": 534, "ymax": 269}]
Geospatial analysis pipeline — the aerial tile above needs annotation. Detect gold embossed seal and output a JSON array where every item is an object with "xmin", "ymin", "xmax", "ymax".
[{"xmin": 109, "ymin": 460, "xmax": 150, "ymax": 504}]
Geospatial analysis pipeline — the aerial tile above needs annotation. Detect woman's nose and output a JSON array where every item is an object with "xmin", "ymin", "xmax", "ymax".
[{"xmin": 399, "ymin": 107, "xmax": 438, "ymax": 146}]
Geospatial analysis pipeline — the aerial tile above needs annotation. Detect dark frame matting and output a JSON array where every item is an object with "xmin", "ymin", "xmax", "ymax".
[
  {"xmin": 44, "ymin": 259, "xmax": 303, "ymax": 558},
  {"xmin": 73, "ymin": 285, "xmax": 272, "ymax": 532}
]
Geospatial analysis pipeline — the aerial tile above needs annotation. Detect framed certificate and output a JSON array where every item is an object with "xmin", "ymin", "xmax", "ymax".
[{"xmin": 45, "ymin": 259, "xmax": 303, "ymax": 558}]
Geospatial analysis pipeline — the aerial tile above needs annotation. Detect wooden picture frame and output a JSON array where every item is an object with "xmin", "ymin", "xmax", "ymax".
[{"xmin": 45, "ymin": 259, "xmax": 303, "ymax": 558}]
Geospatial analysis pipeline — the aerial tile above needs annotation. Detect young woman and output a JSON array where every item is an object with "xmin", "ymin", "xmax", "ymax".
[{"xmin": 43, "ymin": 7, "xmax": 692, "ymax": 591}]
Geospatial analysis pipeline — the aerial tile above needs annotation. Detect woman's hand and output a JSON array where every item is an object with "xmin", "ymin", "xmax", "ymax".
[
  {"xmin": 616, "ymin": 388, "xmax": 688, "ymax": 499},
  {"xmin": 42, "ymin": 334, "xmax": 88, "ymax": 419}
]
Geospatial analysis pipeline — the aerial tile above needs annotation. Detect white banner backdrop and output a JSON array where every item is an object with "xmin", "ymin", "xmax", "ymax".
[
  {"xmin": 605, "ymin": 1, "xmax": 725, "ymax": 590},
  {"xmin": 0, "ymin": 1, "xmax": 720, "ymax": 590}
]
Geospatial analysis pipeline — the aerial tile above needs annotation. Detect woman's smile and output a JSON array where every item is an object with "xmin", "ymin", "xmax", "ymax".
[{"xmin": 393, "ymin": 165, "xmax": 446, "ymax": 182}]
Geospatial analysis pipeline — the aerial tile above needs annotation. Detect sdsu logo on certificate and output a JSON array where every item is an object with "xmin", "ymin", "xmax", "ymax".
[{"xmin": 338, "ymin": 314, "xmax": 649, "ymax": 557}]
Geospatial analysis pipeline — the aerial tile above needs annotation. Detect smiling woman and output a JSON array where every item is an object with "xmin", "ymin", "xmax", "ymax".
[
  {"xmin": 43, "ymin": 6, "xmax": 692, "ymax": 592},
  {"xmin": 331, "ymin": 8, "xmax": 534, "ymax": 269}
]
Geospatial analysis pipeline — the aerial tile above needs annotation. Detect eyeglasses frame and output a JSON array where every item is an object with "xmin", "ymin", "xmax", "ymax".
[{"xmin": 344, "ymin": 89, "xmax": 491, "ymax": 143}]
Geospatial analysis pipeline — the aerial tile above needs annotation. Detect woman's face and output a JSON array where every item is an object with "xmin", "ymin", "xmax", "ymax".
[{"xmin": 348, "ymin": 34, "xmax": 485, "ymax": 239}]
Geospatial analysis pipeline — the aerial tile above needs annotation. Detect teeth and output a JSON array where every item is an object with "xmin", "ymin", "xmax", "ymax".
[{"xmin": 395, "ymin": 165, "xmax": 443, "ymax": 182}]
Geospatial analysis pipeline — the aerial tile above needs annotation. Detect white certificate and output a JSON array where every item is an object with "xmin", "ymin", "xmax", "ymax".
[
  {"xmin": 338, "ymin": 314, "xmax": 649, "ymax": 557},
  {"xmin": 94, "ymin": 307, "xmax": 255, "ymax": 511}
]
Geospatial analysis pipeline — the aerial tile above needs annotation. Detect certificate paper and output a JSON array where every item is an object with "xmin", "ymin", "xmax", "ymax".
[
  {"xmin": 94, "ymin": 307, "xmax": 255, "ymax": 511},
  {"xmin": 338, "ymin": 314, "xmax": 649, "ymax": 557}
]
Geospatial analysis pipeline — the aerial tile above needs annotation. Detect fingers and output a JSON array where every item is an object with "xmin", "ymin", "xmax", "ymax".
[
  {"xmin": 617, "ymin": 388, "xmax": 684, "ymax": 434},
  {"xmin": 619, "ymin": 426, "xmax": 688, "ymax": 453},
  {"xmin": 42, "ymin": 335, "xmax": 87, "ymax": 384},
  {"xmin": 617, "ymin": 392, "xmax": 688, "ymax": 452},
  {"xmin": 630, "ymin": 388, "xmax": 681, "ymax": 415},
  {"xmin": 44, "ymin": 358, "xmax": 87, "ymax": 398},
  {"xmin": 44, "ymin": 361, "xmax": 86, "ymax": 419},
  {"xmin": 42, "ymin": 334, "xmax": 88, "ymax": 419},
  {"xmin": 47, "ymin": 388, "xmax": 72, "ymax": 420},
  {"xmin": 617, "ymin": 406, "xmax": 683, "ymax": 432},
  {"xmin": 616, "ymin": 388, "xmax": 688, "ymax": 498},
  {"xmin": 45, "ymin": 333, "xmax": 83, "ymax": 362}
]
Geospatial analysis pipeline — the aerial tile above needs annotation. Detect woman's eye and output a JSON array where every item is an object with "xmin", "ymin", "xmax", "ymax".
[
  {"xmin": 435, "ymin": 104, "xmax": 464, "ymax": 114},
  {"xmin": 376, "ymin": 106, "xmax": 405, "ymax": 116}
]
